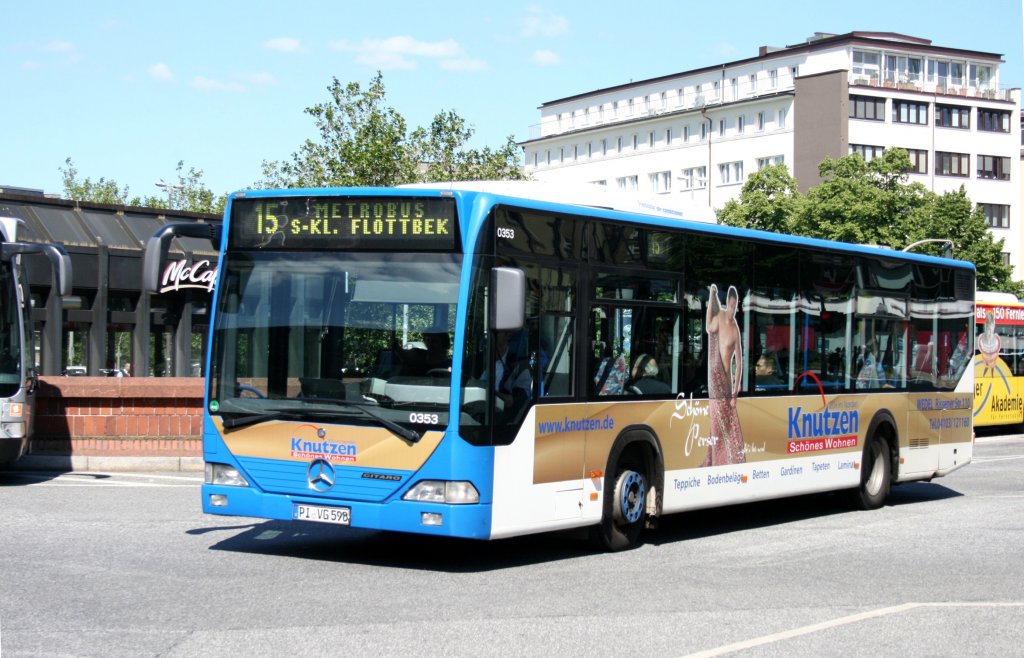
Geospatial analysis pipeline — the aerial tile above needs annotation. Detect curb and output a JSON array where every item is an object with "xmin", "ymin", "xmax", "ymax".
[{"xmin": 12, "ymin": 455, "xmax": 204, "ymax": 472}]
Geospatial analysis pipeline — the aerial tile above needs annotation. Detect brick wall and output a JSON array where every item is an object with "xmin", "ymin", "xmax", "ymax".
[{"xmin": 31, "ymin": 377, "xmax": 204, "ymax": 459}]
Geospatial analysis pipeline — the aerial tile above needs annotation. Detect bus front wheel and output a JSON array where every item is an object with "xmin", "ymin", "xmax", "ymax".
[
  {"xmin": 594, "ymin": 457, "xmax": 648, "ymax": 551},
  {"xmin": 847, "ymin": 434, "xmax": 891, "ymax": 510}
]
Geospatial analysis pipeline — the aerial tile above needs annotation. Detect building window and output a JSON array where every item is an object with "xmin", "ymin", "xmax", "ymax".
[
  {"xmin": 683, "ymin": 125, "xmax": 690, "ymax": 142},
  {"xmin": 929, "ymin": 59, "xmax": 965, "ymax": 88},
  {"xmin": 616, "ymin": 137, "xmax": 622, "ymax": 153},
  {"xmin": 633, "ymin": 134, "xmax": 639, "ymax": 150},
  {"xmin": 977, "ymin": 155, "xmax": 1011, "ymax": 180},
  {"xmin": 616, "ymin": 175, "xmax": 639, "ymax": 191},
  {"xmin": 700, "ymin": 122, "xmax": 707, "ymax": 141},
  {"xmin": 757, "ymin": 111, "xmax": 765, "ymax": 131},
  {"xmin": 648, "ymin": 131, "xmax": 655, "ymax": 148},
  {"xmin": 970, "ymin": 64, "xmax": 992, "ymax": 88},
  {"xmin": 545, "ymin": 150, "xmax": 551, "ymax": 165},
  {"xmin": 1002, "ymin": 252, "xmax": 1011, "ymax": 267},
  {"xmin": 738, "ymin": 115, "xmax": 745, "ymax": 133},
  {"xmin": 627, "ymin": 98, "xmax": 634, "ymax": 116},
  {"xmin": 613, "ymin": 101, "xmax": 620, "ymax": 117},
  {"xmin": 852, "ymin": 50, "xmax": 880, "ymax": 80},
  {"xmin": 978, "ymin": 109, "xmax": 1011, "ymax": 133},
  {"xmin": 712, "ymin": 80, "xmax": 721, "ymax": 100},
  {"xmin": 849, "ymin": 144, "xmax": 884, "ymax": 162},
  {"xmin": 936, "ymin": 104, "xmax": 970, "ymax": 129},
  {"xmin": 677, "ymin": 88, "xmax": 684, "ymax": 107},
  {"xmin": 778, "ymin": 108, "xmax": 786, "ymax": 128},
  {"xmin": 532, "ymin": 152, "xmax": 538, "ymax": 167},
  {"xmin": 850, "ymin": 95, "xmax": 885, "ymax": 121},
  {"xmin": 769, "ymin": 69, "xmax": 778, "ymax": 89},
  {"xmin": 936, "ymin": 151, "xmax": 969, "ymax": 177},
  {"xmin": 665, "ymin": 128, "xmax": 672, "ymax": 144},
  {"xmin": 731, "ymin": 78, "xmax": 738, "ymax": 99},
  {"xmin": 559, "ymin": 147, "xmax": 564, "ymax": 163},
  {"xmin": 893, "ymin": 100, "xmax": 928, "ymax": 125},
  {"xmin": 718, "ymin": 119, "xmax": 725, "ymax": 137},
  {"xmin": 650, "ymin": 171, "xmax": 672, "ymax": 194},
  {"xmin": 757, "ymin": 155, "xmax": 784, "ymax": 170},
  {"xmin": 903, "ymin": 148, "xmax": 928, "ymax": 174},
  {"xmin": 719, "ymin": 161, "xmax": 743, "ymax": 185},
  {"xmin": 681, "ymin": 166, "xmax": 707, "ymax": 189},
  {"xmin": 884, "ymin": 54, "xmax": 923, "ymax": 85},
  {"xmin": 980, "ymin": 203, "xmax": 1010, "ymax": 228},
  {"xmin": 749, "ymin": 73, "xmax": 757, "ymax": 93},
  {"xmin": 601, "ymin": 138, "xmax": 607, "ymax": 156}
]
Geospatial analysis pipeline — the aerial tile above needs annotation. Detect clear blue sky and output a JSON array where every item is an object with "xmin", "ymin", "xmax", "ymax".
[{"xmin": 3, "ymin": 0, "xmax": 1022, "ymax": 200}]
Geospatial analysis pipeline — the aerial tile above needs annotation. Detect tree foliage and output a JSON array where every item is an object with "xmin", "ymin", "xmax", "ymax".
[
  {"xmin": 258, "ymin": 72, "xmax": 526, "ymax": 188},
  {"xmin": 61, "ymin": 158, "xmax": 226, "ymax": 215},
  {"xmin": 715, "ymin": 149, "xmax": 1021, "ymax": 294}
]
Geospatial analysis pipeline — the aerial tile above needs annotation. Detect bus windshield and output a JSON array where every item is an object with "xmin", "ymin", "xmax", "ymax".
[{"xmin": 208, "ymin": 250, "xmax": 461, "ymax": 430}]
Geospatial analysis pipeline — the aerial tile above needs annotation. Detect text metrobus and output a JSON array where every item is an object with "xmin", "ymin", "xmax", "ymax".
[{"xmin": 147, "ymin": 183, "xmax": 975, "ymax": 550}]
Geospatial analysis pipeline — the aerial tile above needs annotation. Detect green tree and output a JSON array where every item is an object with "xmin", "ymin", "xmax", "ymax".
[
  {"xmin": 716, "ymin": 163, "xmax": 800, "ymax": 233},
  {"xmin": 906, "ymin": 187, "xmax": 1022, "ymax": 295},
  {"xmin": 133, "ymin": 160, "xmax": 228, "ymax": 215},
  {"xmin": 61, "ymin": 157, "xmax": 131, "ymax": 205},
  {"xmin": 259, "ymin": 72, "xmax": 526, "ymax": 188},
  {"xmin": 794, "ymin": 149, "xmax": 929, "ymax": 248},
  {"xmin": 713, "ymin": 149, "xmax": 1020, "ymax": 293},
  {"xmin": 260, "ymin": 73, "xmax": 417, "ymax": 188},
  {"xmin": 61, "ymin": 158, "xmax": 226, "ymax": 214}
]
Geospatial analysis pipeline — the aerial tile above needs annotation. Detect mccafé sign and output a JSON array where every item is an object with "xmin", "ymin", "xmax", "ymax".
[{"xmin": 159, "ymin": 259, "xmax": 217, "ymax": 294}]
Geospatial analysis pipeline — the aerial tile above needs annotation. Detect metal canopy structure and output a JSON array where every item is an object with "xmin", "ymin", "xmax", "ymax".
[{"xmin": 0, "ymin": 190, "xmax": 221, "ymax": 377}]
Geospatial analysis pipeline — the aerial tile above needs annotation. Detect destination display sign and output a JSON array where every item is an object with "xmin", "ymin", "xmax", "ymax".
[{"xmin": 230, "ymin": 196, "xmax": 458, "ymax": 251}]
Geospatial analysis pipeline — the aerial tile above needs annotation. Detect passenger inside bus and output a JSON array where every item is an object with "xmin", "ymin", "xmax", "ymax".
[{"xmin": 626, "ymin": 353, "xmax": 671, "ymax": 395}]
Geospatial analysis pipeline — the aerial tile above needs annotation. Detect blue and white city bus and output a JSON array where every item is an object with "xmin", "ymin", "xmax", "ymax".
[{"xmin": 146, "ymin": 182, "xmax": 974, "ymax": 550}]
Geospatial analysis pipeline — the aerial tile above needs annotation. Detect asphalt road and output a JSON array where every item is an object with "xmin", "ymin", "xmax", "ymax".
[{"xmin": 1, "ymin": 434, "xmax": 1022, "ymax": 657}]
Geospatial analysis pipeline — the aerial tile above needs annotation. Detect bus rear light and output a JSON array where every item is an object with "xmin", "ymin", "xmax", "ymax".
[
  {"xmin": 205, "ymin": 462, "xmax": 249, "ymax": 487},
  {"xmin": 403, "ymin": 480, "xmax": 479, "ymax": 504}
]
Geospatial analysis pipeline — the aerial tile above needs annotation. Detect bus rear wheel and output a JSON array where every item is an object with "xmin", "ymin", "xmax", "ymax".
[
  {"xmin": 847, "ymin": 434, "xmax": 891, "ymax": 510},
  {"xmin": 594, "ymin": 458, "xmax": 648, "ymax": 551}
]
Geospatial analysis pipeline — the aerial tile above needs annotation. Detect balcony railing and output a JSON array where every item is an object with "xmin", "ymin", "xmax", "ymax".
[{"xmin": 848, "ymin": 72, "xmax": 1012, "ymax": 101}]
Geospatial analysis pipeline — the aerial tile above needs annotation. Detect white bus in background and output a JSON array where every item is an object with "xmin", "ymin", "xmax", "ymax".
[{"xmin": 0, "ymin": 217, "xmax": 71, "ymax": 468}]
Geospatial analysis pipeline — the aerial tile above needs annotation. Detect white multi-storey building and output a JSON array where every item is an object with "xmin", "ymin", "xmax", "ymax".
[{"xmin": 523, "ymin": 31, "xmax": 1022, "ymax": 274}]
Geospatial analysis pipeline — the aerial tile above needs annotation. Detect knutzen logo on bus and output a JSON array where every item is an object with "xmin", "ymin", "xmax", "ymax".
[
  {"xmin": 787, "ymin": 403, "xmax": 860, "ymax": 453},
  {"xmin": 289, "ymin": 425, "xmax": 357, "ymax": 463}
]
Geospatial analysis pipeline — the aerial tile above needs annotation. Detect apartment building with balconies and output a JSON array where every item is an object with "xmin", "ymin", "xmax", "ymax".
[{"xmin": 523, "ymin": 31, "xmax": 1021, "ymax": 274}]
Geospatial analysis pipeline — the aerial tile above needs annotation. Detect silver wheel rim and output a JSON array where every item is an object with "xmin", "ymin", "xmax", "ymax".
[{"xmin": 865, "ymin": 443, "xmax": 885, "ymax": 497}]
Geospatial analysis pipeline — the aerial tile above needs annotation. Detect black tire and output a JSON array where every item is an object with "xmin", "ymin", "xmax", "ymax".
[
  {"xmin": 847, "ymin": 434, "xmax": 891, "ymax": 510},
  {"xmin": 593, "ymin": 455, "xmax": 649, "ymax": 551}
]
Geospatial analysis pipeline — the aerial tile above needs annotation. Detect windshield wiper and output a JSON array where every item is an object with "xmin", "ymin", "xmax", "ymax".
[
  {"xmin": 222, "ymin": 410, "xmax": 286, "ymax": 430},
  {"xmin": 221, "ymin": 401, "xmax": 421, "ymax": 444}
]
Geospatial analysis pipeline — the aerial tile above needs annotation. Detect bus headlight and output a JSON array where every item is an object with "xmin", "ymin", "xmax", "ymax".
[
  {"xmin": 402, "ymin": 480, "xmax": 479, "ymax": 504},
  {"xmin": 205, "ymin": 462, "xmax": 249, "ymax": 487}
]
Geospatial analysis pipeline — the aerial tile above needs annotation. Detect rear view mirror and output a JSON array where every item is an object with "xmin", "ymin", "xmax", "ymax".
[{"xmin": 490, "ymin": 267, "xmax": 525, "ymax": 331}]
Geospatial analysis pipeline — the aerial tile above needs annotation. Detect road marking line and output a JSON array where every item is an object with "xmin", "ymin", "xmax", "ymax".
[
  {"xmin": 682, "ymin": 602, "xmax": 1024, "ymax": 657},
  {"xmin": 972, "ymin": 455, "xmax": 1024, "ymax": 463}
]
